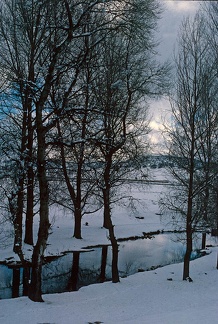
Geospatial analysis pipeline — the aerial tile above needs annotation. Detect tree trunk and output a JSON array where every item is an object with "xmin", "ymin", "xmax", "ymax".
[
  {"xmin": 29, "ymin": 246, "xmax": 43, "ymax": 302},
  {"xmin": 24, "ymin": 162, "xmax": 34, "ymax": 245},
  {"xmin": 24, "ymin": 122, "xmax": 34, "ymax": 245},
  {"xmin": 183, "ymin": 228, "xmax": 192, "ymax": 280},
  {"xmin": 183, "ymin": 188, "xmax": 193, "ymax": 281},
  {"xmin": 57, "ymin": 121, "xmax": 83, "ymax": 239},
  {"xmin": 73, "ymin": 158, "xmax": 84, "ymax": 239},
  {"xmin": 103, "ymin": 155, "xmax": 120, "ymax": 283},
  {"xmin": 29, "ymin": 104, "xmax": 50, "ymax": 302},
  {"xmin": 103, "ymin": 193, "xmax": 111, "ymax": 229},
  {"xmin": 73, "ymin": 208, "xmax": 82, "ymax": 239},
  {"xmin": 201, "ymin": 232, "xmax": 206, "ymax": 250},
  {"xmin": 111, "ymin": 243, "xmax": 119, "ymax": 283},
  {"xmin": 13, "ymin": 104, "xmax": 27, "ymax": 255},
  {"xmin": 24, "ymin": 57, "xmax": 35, "ymax": 245},
  {"xmin": 29, "ymin": 216, "xmax": 50, "ymax": 302},
  {"xmin": 12, "ymin": 184, "xmax": 24, "ymax": 256},
  {"xmin": 108, "ymin": 218, "xmax": 120, "ymax": 283},
  {"xmin": 183, "ymin": 118, "xmax": 195, "ymax": 281},
  {"xmin": 103, "ymin": 169, "xmax": 112, "ymax": 230},
  {"xmin": 103, "ymin": 187, "xmax": 120, "ymax": 282},
  {"xmin": 24, "ymin": 181, "xmax": 34, "ymax": 245}
]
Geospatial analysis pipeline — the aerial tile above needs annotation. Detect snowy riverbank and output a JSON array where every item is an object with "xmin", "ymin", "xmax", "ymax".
[
  {"xmin": 1, "ymin": 168, "xmax": 217, "ymax": 323},
  {"xmin": 0, "ymin": 247, "xmax": 217, "ymax": 324}
]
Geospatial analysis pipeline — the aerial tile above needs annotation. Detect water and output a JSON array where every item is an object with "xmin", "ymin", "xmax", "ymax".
[{"xmin": 0, "ymin": 233, "xmax": 215, "ymax": 299}]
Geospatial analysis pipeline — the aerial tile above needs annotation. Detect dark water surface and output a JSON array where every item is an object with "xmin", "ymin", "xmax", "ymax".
[{"xmin": 0, "ymin": 233, "xmax": 216, "ymax": 299}]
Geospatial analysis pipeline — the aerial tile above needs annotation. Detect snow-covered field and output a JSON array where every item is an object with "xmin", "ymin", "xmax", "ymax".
[
  {"xmin": 1, "ymin": 169, "xmax": 172, "ymax": 262},
  {"xmin": 0, "ymin": 168, "xmax": 218, "ymax": 323}
]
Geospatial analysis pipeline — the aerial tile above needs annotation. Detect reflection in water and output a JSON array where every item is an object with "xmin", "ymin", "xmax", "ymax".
[
  {"xmin": 12, "ymin": 268, "xmax": 20, "ymax": 298},
  {"xmin": 118, "ymin": 234, "xmax": 186, "ymax": 276},
  {"xmin": 68, "ymin": 251, "xmax": 80, "ymax": 291},
  {"xmin": 0, "ymin": 233, "xmax": 215, "ymax": 299},
  {"xmin": 100, "ymin": 245, "xmax": 108, "ymax": 283}
]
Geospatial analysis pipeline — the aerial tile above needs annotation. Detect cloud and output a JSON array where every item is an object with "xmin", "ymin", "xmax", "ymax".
[
  {"xmin": 164, "ymin": 0, "xmax": 199, "ymax": 13},
  {"xmin": 149, "ymin": 120, "xmax": 164, "ymax": 131},
  {"xmin": 157, "ymin": 1, "xmax": 200, "ymax": 61}
]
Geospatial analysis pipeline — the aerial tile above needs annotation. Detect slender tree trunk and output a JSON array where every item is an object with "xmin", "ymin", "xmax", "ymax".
[
  {"xmin": 73, "ymin": 157, "xmax": 84, "ymax": 239},
  {"xmin": 13, "ymin": 182, "xmax": 24, "ymax": 255},
  {"xmin": 103, "ymin": 162, "xmax": 112, "ymax": 230},
  {"xmin": 24, "ymin": 116, "xmax": 34, "ymax": 245},
  {"xmin": 103, "ymin": 190, "xmax": 111, "ymax": 229},
  {"xmin": 28, "ymin": 187, "xmax": 50, "ymax": 302},
  {"xmin": 57, "ymin": 121, "xmax": 83, "ymax": 239},
  {"xmin": 108, "ymin": 219, "xmax": 119, "ymax": 283},
  {"xmin": 24, "ymin": 153, "xmax": 34, "ymax": 245},
  {"xmin": 201, "ymin": 232, "xmax": 206, "ymax": 250},
  {"xmin": 24, "ymin": 171, "xmax": 34, "ymax": 245},
  {"xmin": 13, "ymin": 104, "xmax": 27, "ymax": 255},
  {"xmin": 183, "ymin": 128, "xmax": 194, "ymax": 281},
  {"xmin": 103, "ymin": 155, "xmax": 119, "ymax": 283},
  {"xmin": 29, "ymin": 106, "xmax": 50, "ymax": 302},
  {"xmin": 29, "ymin": 246, "xmax": 43, "ymax": 302},
  {"xmin": 24, "ymin": 55, "xmax": 35, "ymax": 245},
  {"xmin": 183, "ymin": 224, "xmax": 192, "ymax": 280},
  {"xmin": 73, "ymin": 207, "xmax": 82, "ymax": 239},
  {"xmin": 201, "ymin": 178, "xmax": 209, "ymax": 250}
]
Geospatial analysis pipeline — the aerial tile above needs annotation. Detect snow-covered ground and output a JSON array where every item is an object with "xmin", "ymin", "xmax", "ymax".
[
  {"xmin": 1, "ymin": 168, "xmax": 172, "ymax": 262},
  {"xmin": 0, "ymin": 168, "xmax": 218, "ymax": 323},
  {"xmin": 0, "ymin": 248, "xmax": 217, "ymax": 324}
]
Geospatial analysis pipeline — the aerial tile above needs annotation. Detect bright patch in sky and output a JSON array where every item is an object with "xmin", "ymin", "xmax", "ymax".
[
  {"xmin": 149, "ymin": 120, "xmax": 164, "ymax": 132},
  {"xmin": 165, "ymin": 0, "xmax": 199, "ymax": 13}
]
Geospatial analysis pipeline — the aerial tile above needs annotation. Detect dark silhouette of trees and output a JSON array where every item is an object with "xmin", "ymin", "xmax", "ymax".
[{"xmin": 0, "ymin": 0, "xmax": 169, "ymax": 299}]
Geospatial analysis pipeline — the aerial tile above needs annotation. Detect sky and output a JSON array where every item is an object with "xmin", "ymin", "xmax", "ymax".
[
  {"xmin": 159, "ymin": 0, "xmax": 200, "ymax": 61},
  {"xmin": 149, "ymin": 0, "xmax": 200, "ymax": 152}
]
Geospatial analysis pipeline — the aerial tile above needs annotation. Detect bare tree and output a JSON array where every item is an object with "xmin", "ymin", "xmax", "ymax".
[
  {"xmin": 89, "ymin": 1, "xmax": 169, "ymax": 282},
  {"xmin": 0, "ymin": 0, "xmax": 169, "ymax": 299},
  {"xmin": 0, "ymin": 0, "xmax": 36, "ymax": 253},
  {"xmin": 201, "ymin": 1, "xmax": 218, "ymax": 238},
  {"xmin": 163, "ymin": 13, "xmax": 218, "ymax": 280},
  {"xmin": 0, "ymin": 0, "xmax": 89, "ymax": 302},
  {"xmin": 47, "ymin": 6, "xmax": 104, "ymax": 239}
]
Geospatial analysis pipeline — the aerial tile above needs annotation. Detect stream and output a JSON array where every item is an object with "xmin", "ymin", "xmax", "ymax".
[{"xmin": 0, "ymin": 232, "xmax": 216, "ymax": 299}]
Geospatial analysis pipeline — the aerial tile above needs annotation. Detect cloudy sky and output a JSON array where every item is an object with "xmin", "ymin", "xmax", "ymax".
[
  {"xmin": 149, "ymin": 0, "xmax": 200, "ymax": 152},
  {"xmin": 158, "ymin": 0, "xmax": 200, "ymax": 61}
]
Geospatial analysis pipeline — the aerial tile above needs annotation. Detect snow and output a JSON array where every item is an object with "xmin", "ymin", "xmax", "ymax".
[
  {"xmin": 0, "ymin": 249, "xmax": 217, "ymax": 324},
  {"xmin": 0, "ymin": 168, "xmax": 218, "ymax": 323}
]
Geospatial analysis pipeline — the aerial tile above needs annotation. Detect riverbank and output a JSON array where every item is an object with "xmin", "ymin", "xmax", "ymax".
[
  {"xmin": 0, "ymin": 169, "xmax": 218, "ymax": 322},
  {"xmin": 0, "ymin": 246, "xmax": 217, "ymax": 324},
  {"xmin": 0, "ymin": 172, "xmax": 172, "ymax": 264}
]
